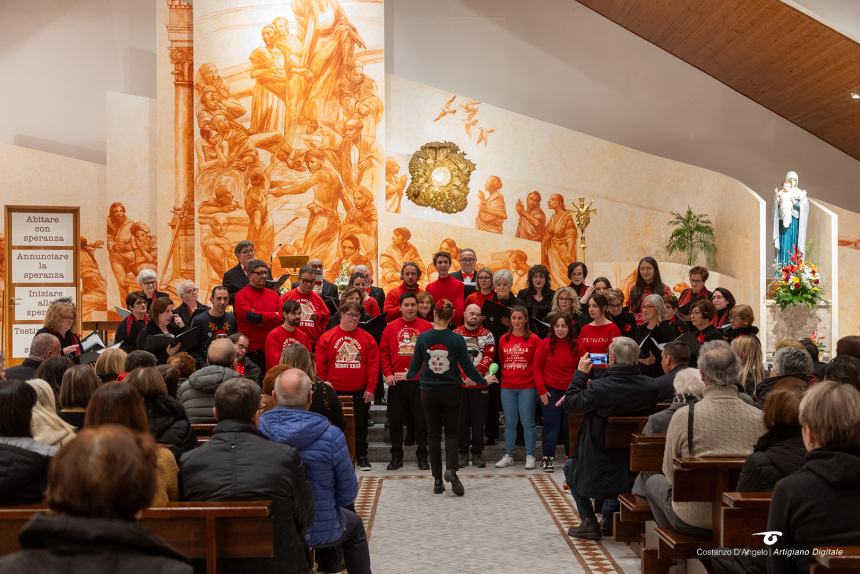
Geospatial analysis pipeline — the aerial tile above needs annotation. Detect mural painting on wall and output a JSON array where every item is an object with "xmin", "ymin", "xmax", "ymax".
[
  {"xmin": 107, "ymin": 202, "xmax": 157, "ymax": 303},
  {"xmin": 194, "ymin": 1, "xmax": 384, "ymax": 295}
]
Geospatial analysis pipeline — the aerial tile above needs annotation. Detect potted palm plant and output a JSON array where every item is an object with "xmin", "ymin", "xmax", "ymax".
[{"xmin": 666, "ymin": 206, "xmax": 717, "ymax": 268}]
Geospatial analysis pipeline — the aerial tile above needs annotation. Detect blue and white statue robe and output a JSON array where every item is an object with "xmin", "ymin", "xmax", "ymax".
[{"xmin": 772, "ymin": 190, "xmax": 809, "ymax": 270}]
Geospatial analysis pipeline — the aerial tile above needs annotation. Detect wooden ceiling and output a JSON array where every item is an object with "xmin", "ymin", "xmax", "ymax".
[{"xmin": 576, "ymin": 0, "xmax": 860, "ymax": 160}]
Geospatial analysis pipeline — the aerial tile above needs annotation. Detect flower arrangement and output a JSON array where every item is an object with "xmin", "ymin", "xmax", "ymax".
[
  {"xmin": 773, "ymin": 250, "xmax": 825, "ymax": 310},
  {"xmin": 807, "ymin": 331, "xmax": 826, "ymax": 354}
]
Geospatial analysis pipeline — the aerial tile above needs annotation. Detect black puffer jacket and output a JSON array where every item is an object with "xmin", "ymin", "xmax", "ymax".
[
  {"xmin": 0, "ymin": 514, "xmax": 191, "ymax": 574},
  {"xmin": 180, "ymin": 419, "xmax": 314, "ymax": 574},
  {"xmin": 736, "ymin": 426, "xmax": 806, "ymax": 492},
  {"xmin": 146, "ymin": 395, "xmax": 196, "ymax": 460},
  {"xmin": 768, "ymin": 445, "xmax": 860, "ymax": 574},
  {"xmin": 177, "ymin": 365, "xmax": 240, "ymax": 423},
  {"xmin": 0, "ymin": 438, "xmax": 53, "ymax": 505}
]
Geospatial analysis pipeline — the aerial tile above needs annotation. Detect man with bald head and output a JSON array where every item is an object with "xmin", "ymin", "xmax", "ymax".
[
  {"xmin": 178, "ymin": 338, "xmax": 241, "ymax": 424},
  {"xmin": 260, "ymin": 369, "xmax": 372, "ymax": 573},
  {"xmin": 453, "ymin": 303, "xmax": 496, "ymax": 468},
  {"xmin": 6, "ymin": 333, "xmax": 61, "ymax": 381}
]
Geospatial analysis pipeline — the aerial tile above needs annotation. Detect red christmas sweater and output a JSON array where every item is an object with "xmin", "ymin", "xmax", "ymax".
[
  {"xmin": 264, "ymin": 325, "xmax": 310, "ymax": 371},
  {"xmin": 464, "ymin": 290, "xmax": 496, "ymax": 309},
  {"xmin": 315, "ymin": 326, "xmax": 380, "ymax": 394},
  {"xmin": 498, "ymin": 332, "xmax": 541, "ymax": 390},
  {"xmin": 383, "ymin": 283, "xmax": 424, "ymax": 321},
  {"xmin": 426, "ymin": 275, "xmax": 465, "ymax": 324},
  {"xmin": 379, "ymin": 317, "xmax": 433, "ymax": 378},
  {"xmin": 234, "ymin": 285, "xmax": 283, "ymax": 351},
  {"xmin": 280, "ymin": 288, "xmax": 331, "ymax": 349},
  {"xmin": 576, "ymin": 322, "xmax": 621, "ymax": 359},
  {"xmin": 363, "ymin": 296, "xmax": 381, "ymax": 317},
  {"xmin": 452, "ymin": 324, "xmax": 496, "ymax": 389},
  {"xmin": 534, "ymin": 337, "xmax": 578, "ymax": 394}
]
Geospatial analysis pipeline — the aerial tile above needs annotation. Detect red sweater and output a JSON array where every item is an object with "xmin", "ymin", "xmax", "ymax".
[
  {"xmin": 363, "ymin": 297, "xmax": 381, "ymax": 317},
  {"xmin": 379, "ymin": 317, "xmax": 432, "ymax": 378},
  {"xmin": 498, "ymin": 333, "xmax": 541, "ymax": 389},
  {"xmin": 315, "ymin": 326, "xmax": 380, "ymax": 394},
  {"xmin": 280, "ymin": 288, "xmax": 331, "ymax": 349},
  {"xmin": 465, "ymin": 290, "xmax": 496, "ymax": 309},
  {"xmin": 453, "ymin": 324, "xmax": 496, "ymax": 388},
  {"xmin": 234, "ymin": 285, "xmax": 283, "ymax": 351},
  {"xmin": 383, "ymin": 283, "xmax": 424, "ymax": 321},
  {"xmin": 264, "ymin": 325, "xmax": 310, "ymax": 371},
  {"xmin": 426, "ymin": 275, "xmax": 465, "ymax": 324},
  {"xmin": 576, "ymin": 322, "xmax": 621, "ymax": 359},
  {"xmin": 534, "ymin": 337, "xmax": 578, "ymax": 394}
]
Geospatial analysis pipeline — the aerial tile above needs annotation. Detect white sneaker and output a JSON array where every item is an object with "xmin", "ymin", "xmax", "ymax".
[
  {"xmin": 525, "ymin": 455, "xmax": 537, "ymax": 470},
  {"xmin": 495, "ymin": 454, "xmax": 515, "ymax": 468}
]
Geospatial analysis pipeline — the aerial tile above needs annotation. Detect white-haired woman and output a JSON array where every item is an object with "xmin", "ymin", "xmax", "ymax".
[
  {"xmin": 634, "ymin": 293, "xmax": 681, "ymax": 377},
  {"xmin": 174, "ymin": 280, "xmax": 209, "ymax": 326},
  {"xmin": 136, "ymin": 269, "xmax": 171, "ymax": 309}
]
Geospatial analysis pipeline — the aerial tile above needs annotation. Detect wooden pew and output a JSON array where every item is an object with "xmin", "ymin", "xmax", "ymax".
[
  {"xmin": 630, "ymin": 433, "xmax": 666, "ymax": 472},
  {"xmin": 192, "ymin": 423, "xmax": 216, "ymax": 446},
  {"xmin": 655, "ymin": 456, "xmax": 746, "ymax": 560},
  {"xmin": 0, "ymin": 501, "xmax": 274, "ymax": 574},
  {"xmin": 338, "ymin": 394, "xmax": 356, "ymax": 462},
  {"xmin": 811, "ymin": 547, "xmax": 860, "ymax": 573},
  {"xmin": 604, "ymin": 416, "xmax": 649, "ymax": 449},
  {"xmin": 720, "ymin": 492, "xmax": 771, "ymax": 549}
]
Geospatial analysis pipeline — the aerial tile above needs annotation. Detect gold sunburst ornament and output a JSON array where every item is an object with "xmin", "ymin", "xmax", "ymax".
[{"xmin": 406, "ymin": 141, "xmax": 476, "ymax": 214}]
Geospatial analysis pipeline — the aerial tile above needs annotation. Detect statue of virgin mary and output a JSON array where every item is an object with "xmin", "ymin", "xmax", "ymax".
[{"xmin": 772, "ymin": 170, "xmax": 809, "ymax": 269}]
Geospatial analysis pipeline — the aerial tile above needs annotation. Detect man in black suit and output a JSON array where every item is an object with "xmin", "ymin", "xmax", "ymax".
[
  {"xmin": 222, "ymin": 240, "xmax": 256, "ymax": 304},
  {"xmin": 450, "ymin": 247, "xmax": 478, "ymax": 297},
  {"xmin": 5, "ymin": 333, "xmax": 61, "ymax": 381},
  {"xmin": 352, "ymin": 264, "xmax": 385, "ymax": 311},
  {"xmin": 653, "ymin": 341, "xmax": 690, "ymax": 402}
]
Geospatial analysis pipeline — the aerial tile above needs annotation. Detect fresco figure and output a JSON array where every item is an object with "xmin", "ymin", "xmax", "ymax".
[
  {"xmin": 80, "ymin": 236, "xmax": 108, "ymax": 319},
  {"xmin": 380, "ymin": 227, "xmax": 426, "ymax": 291},
  {"xmin": 542, "ymin": 193, "xmax": 578, "ymax": 289},
  {"xmin": 326, "ymin": 234, "xmax": 374, "ymax": 282},
  {"xmin": 130, "ymin": 223, "xmax": 157, "ymax": 274},
  {"xmin": 249, "ymin": 25, "xmax": 289, "ymax": 135},
  {"xmin": 337, "ymin": 59, "xmax": 383, "ymax": 141},
  {"xmin": 194, "ymin": 63, "xmax": 232, "ymax": 101},
  {"xmin": 202, "ymin": 213, "xmax": 234, "ymax": 290},
  {"xmin": 515, "ymin": 190, "xmax": 546, "ymax": 242},
  {"xmin": 327, "ymin": 118, "xmax": 379, "ymax": 194},
  {"xmin": 244, "ymin": 167, "xmax": 276, "ymax": 260},
  {"xmin": 475, "ymin": 175, "xmax": 507, "ymax": 234},
  {"xmin": 196, "ymin": 85, "xmax": 247, "ymax": 132},
  {"xmin": 341, "ymin": 185, "xmax": 377, "ymax": 261},
  {"xmin": 106, "ymin": 202, "xmax": 137, "ymax": 302},
  {"xmin": 271, "ymin": 149, "xmax": 352, "ymax": 266},
  {"xmin": 385, "ymin": 157, "xmax": 407, "ymax": 213}
]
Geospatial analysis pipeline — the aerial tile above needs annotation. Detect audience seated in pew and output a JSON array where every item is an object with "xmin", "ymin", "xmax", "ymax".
[
  {"xmin": 26, "ymin": 378, "xmax": 75, "ymax": 449},
  {"xmin": 35, "ymin": 356, "xmax": 74, "ymax": 400},
  {"xmin": 653, "ymin": 341, "xmax": 691, "ymax": 402},
  {"xmin": 756, "ymin": 346, "xmax": 813, "ymax": 405},
  {"xmin": 94, "ymin": 347, "xmax": 127, "ymax": 384},
  {"xmin": 125, "ymin": 367, "xmax": 196, "ymax": 460},
  {"xmin": 632, "ymin": 367, "xmax": 704, "ymax": 496},
  {"xmin": 178, "ymin": 338, "xmax": 241, "ymax": 424},
  {"xmin": 85, "ymin": 383, "xmax": 179, "ymax": 506},
  {"xmin": 0, "ymin": 426, "xmax": 192, "ymax": 574},
  {"xmin": 835, "ymin": 335, "xmax": 860, "ymax": 360},
  {"xmin": 58, "ymin": 365, "xmax": 100, "ymax": 430},
  {"xmin": 767, "ymin": 381, "xmax": 860, "ymax": 574},
  {"xmin": 564, "ymin": 336, "xmax": 659, "ymax": 540},
  {"xmin": 645, "ymin": 341, "xmax": 764, "ymax": 538},
  {"xmin": 122, "ymin": 350, "xmax": 158, "ymax": 378},
  {"xmin": 4, "ymin": 333, "xmax": 60, "ymax": 383},
  {"xmin": 180, "ymin": 377, "xmax": 313, "ymax": 574},
  {"xmin": 0, "ymin": 381, "xmax": 56, "ymax": 505},
  {"xmin": 823, "ymin": 354, "xmax": 860, "ymax": 391},
  {"xmin": 259, "ymin": 368, "xmax": 372, "ymax": 574},
  {"xmin": 281, "ymin": 343, "xmax": 345, "ymax": 431}
]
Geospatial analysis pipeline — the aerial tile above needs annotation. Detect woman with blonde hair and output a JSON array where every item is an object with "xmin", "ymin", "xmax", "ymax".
[
  {"xmin": 550, "ymin": 286, "xmax": 587, "ymax": 328},
  {"xmin": 94, "ymin": 347, "xmax": 128, "ymax": 383},
  {"xmin": 727, "ymin": 303, "xmax": 760, "ymax": 342},
  {"xmin": 279, "ymin": 343, "xmax": 345, "ymax": 430},
  {"xmin": 38, "ymin": 300, "xmax": 81, "ymax": 360},
  {"xmin": 26, "ymin": 379, "xmax": 76, "ymax": 448},
  {"xmin": 732, "ymin": 335, "xmax": 766, "ymax": 396}
]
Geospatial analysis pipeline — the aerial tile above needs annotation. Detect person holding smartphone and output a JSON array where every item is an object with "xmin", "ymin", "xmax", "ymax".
[{"xmin": 576, "ymin": 294, "xmax": 621, "ymax": 370}]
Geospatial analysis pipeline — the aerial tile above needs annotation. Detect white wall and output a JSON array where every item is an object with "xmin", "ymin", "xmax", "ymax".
[
  {"xmin": 1, "ymin": 0, "xmax": 859, "ymax": 216},
  {"xmin": 385, "ymin": 0, "xmax": 860, "ymax": 214}
]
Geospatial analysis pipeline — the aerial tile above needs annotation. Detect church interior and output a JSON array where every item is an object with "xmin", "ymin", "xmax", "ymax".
[{"xmin": 1, "ymin": 1, "xmax": 859, "ymax": 573}]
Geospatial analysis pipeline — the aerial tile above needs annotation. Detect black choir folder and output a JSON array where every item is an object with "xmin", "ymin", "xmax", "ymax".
[
  {"xmin": 144, "ymin": 326, "xmax": 200, "ymax": 353},
  {"xmin": 530, "ymin": 317, "xmax": 550, "ymax": 339},
  {"xmin": 480, "ymin": 299, "xmax": 511, "ymax": 322},
  {"xmin": 359, "ymin": 313, "xmax": 387, "ymax": 342}
]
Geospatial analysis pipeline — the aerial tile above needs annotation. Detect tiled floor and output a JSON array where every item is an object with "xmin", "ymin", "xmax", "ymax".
[{"xmin": 357, "ymin": 465, "xmax": 640, "ymax": 574}]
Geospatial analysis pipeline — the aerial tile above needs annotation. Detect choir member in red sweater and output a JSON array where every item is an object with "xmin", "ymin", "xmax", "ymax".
[
  {"xmin": 577, "ymin": 294, "xmax": 622, "ymax": 367},
  {"xmin": 534, "ymin": 313, "xmax": 578, "ymax": 472},
  {"xmin": 264, "ymin": 299, "xmax": 310, "ymax": 371},
  {"xmin": 464, "ymin": 268, "xmax": 496, "ymax": 309},
  {"xmin": 380, "ymin": 292, "xmax": 432, "ymax": 470},
  {"xmin": 383, "ymin": 262, "xmax": 424, "ymax": 321},
  {"xmin": 234, "ymin": 259, "xmax": 283, "ymax": 372},
  {"xmin": 315, "ymin": 301, "xmax": 380, "ymax": 471},
  {"xmin": 426, "ymin": 251, "xmax": 465, "ymax": 325},
  {"xmin": 280, "ymin": 266, "xmax": 331, "ymax": 351},
  {"xmin": 348, "ymin": 273, "xmax": 381, "ymax": 316},
  {"xmin": 495, "ymin": 306, "xmax": 541, "ymax": 470},
  {"xmin": 453, "ymin": 303, "xmax": 496, "ymax": 468}
]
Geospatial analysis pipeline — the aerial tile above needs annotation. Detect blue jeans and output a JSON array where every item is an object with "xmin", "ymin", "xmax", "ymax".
[
  {"xmin": 500, "ymin": 388, "xmax": 536, "ymax": 456},
  {"xmin": 540, "ymin": 387, "xmax": 568, "ymax": 457}
]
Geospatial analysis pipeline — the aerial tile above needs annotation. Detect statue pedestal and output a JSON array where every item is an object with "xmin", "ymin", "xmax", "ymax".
[{"xmin": 765, "ymin": 300, "xmax": 832, "ymax": 358}]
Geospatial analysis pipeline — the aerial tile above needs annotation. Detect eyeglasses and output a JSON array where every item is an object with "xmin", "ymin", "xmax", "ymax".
[
  {"xmin": 557, "ymin": 297, "xmax": 572, "ymax": 302},
  {"xmin": 299, "ymin": 277, "xmax": 315, "ymax": 284},
  {"xmin": 607, "ymin": 303, "xmax": 623, "ymax": 309},
  {"xmin": 343, "ymin": 313, "xmax": 361, "ymax": 319},
  {"xmin": 460, "ymin": 257, "xmax": 476, "ymax": 262},
  {"xmin": 185, "ymin": 288, "xmax": 199, "ymax": 294},
  {"xmin": 142, "ymin": 280, "xmax": 157, "ymax": 286},
  {"xmin": 239, "ymin": 249, "xmax": 255, "ymax": 255}
]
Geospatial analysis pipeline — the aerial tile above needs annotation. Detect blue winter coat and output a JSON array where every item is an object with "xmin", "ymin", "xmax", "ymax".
[{"xmin": 259, "ymin": 407, "xmax": 357, "ymax": 547}]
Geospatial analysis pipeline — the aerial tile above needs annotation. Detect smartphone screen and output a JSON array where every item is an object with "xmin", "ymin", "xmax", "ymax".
[{"xmin": 590, "ymin": 353, "xmax": 608, "ymax": 366}]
